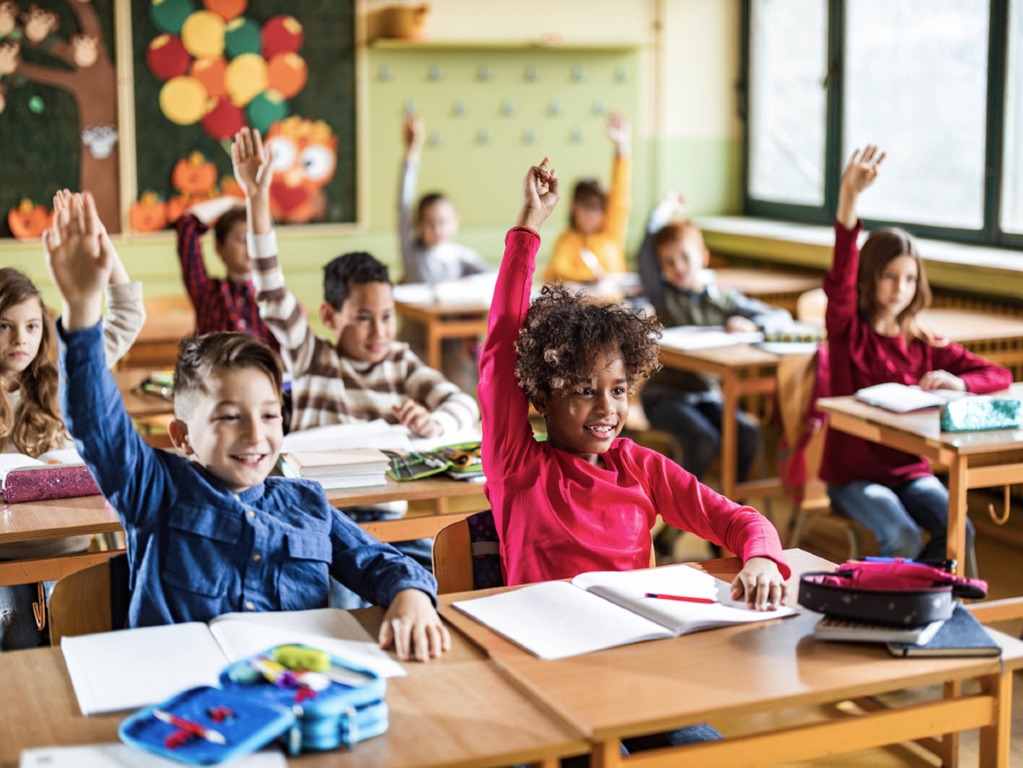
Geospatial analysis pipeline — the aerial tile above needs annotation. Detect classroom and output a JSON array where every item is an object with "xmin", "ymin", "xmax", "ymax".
[{"xmin": 2, "ymin": 1, "xmax": 1023, "ymax": 766}]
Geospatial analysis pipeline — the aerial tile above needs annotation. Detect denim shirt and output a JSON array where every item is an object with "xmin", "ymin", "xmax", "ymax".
[{"xmin": 59, "ymin": 321, "xmax": 437, "ymax": 628}]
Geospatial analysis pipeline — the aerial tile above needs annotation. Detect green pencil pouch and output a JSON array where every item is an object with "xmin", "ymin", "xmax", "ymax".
[{"xmin": 939, "ymin": 397, "xmax": 1022, "ymax": 432}]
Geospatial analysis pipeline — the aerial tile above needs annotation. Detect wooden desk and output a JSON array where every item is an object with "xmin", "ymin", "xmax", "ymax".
[
  {"xmin": 119, "ymin": 297, "xmax": 194, "ymax": 370},
  {"xmin": 395, "ymin": 300, "xmax": 488, "ymax": 371},
  {"xmin": 657, "ymin": 342, "xmax": 787, "ymax": 503},
  {"xmin": 0, "ymin": 495, "xmax": 124, "ymax": 586},
  {"xmin": 326, "ymin": 476, "xmax": 488, "ymax": 542},
  {"xmin": 818, "ymin": 383, "xmax": 1023, "ymax": 576},
  {"xmin": 0, "ymin": 609, "xmax": 587, "ymax": 768},
  {"xmin": 714, "ymin": 267, "xmax": 821, "ymax": 314},
  {"xmin": 441, "ymin": 549, "xmax": 1023, "ymax": 768},
  {"xmin": 920, "ymin": 308, "xmax": 1023, "ymax": 380}
]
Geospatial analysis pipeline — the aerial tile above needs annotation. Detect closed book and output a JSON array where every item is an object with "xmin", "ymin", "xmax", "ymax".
[
  {"xmin": 886, "ymin": 603, "xmax": 1001, "ymax": 658},
  {"xmin": 813, "ymin": 615, "xmax": 944, "ymax": 645},
  {"xmin": 853, "ymin": 383, "xmax": 967, "ymax": 413},
  {"xmin": 281, "ymin": 449, "xmax": 390, "ymax": 478}
]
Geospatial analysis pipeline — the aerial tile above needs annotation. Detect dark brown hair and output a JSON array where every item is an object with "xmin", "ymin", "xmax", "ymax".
[
  {"xmin": 174, "ymin": 332, "xmax": 283, "ymax": 418},
  {"xmin": 652, "ymin": 220, "xmax": 704, "ymax": 254},
  {"xmin": 857, "ymin": 227, "xmax": 932, "ymax": 341},
  {"xmin": 568, "ymin": 178, "xmax": 606, "ymax": 230},
  {"xmin": 0, "ymin": 268, "xmax": 65, "ymax": 456},
  {"xmin": 213, "ymin": 206, "xmax": 247, "ymax": 247},
  {"xmin": 514, "ymin": 284, "xmax": 662, "ymax": 408}
]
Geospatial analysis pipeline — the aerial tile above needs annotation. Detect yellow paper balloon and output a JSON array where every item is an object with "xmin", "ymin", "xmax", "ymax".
[
  {"xmin": 159, "ymin": 76, "xmax": 210, "ymax": 125},
  {"xmin": 224, "ymin": 53, "xmax": 267, "ymax": 107},
  {"xmin": 181, "ymin": 10, "xmax": 226, "ymax": 58}
]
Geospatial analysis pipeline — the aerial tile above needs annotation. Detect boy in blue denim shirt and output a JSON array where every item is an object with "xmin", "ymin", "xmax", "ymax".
[{"xmin": 46, "ymin": 192, "xmax": 450, "ymax": 662}]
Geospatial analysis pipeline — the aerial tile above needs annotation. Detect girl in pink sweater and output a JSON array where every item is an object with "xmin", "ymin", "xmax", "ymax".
[
  {"xmin": 480, "ymin": 158, "xmax": 789, "ymax": 610},
  {"xmin": 823, "ymin": 146, "xmax": 1011, "ymax": 568}
]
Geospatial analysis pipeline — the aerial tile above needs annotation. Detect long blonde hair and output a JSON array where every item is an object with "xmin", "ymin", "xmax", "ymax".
[{"xmin": 0, "ymin": 268, "xmax": 67, "ymax": 456}]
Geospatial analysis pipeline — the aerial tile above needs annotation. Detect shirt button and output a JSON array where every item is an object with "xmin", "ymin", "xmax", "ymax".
[
  {"xmin": 252, "ymin": 553, "xmax": 262, "ymax": 562},
  {"xmin": 245, "ymin": 601, "xmax": 255, "ymax": 611},
  {"xmin": 247, "ymin": 510, "xmax": 255, "ymax": 519}
]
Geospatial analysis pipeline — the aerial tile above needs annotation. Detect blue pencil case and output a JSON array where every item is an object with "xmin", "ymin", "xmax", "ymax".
[{"xmin": 119, "ymin": 644, "xmax": 388, "ymax": 765}]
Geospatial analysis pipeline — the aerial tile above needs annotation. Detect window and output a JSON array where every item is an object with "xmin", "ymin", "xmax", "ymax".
[{"xmin": 744, "ymin": 0, "xmax": 1022, "ymax": 247}]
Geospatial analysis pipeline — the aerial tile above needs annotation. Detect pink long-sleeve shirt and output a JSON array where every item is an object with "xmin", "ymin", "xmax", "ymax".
[
  {"xmin": 821, "ymin": 220, "xmax": 1012, "ymax": 487},
  {"xmin": 479, "ymin": 227, "xmax": 789, "ymax": 586}
]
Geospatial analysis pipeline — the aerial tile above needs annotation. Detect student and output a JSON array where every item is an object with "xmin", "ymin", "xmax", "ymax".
[
  {"xmin": 543, "ymin": 112, "xmax": 631, "ymax": 284},
  {"xmin": 176, "ymin": 196, "xmax": 279, "ymax": 354},
  {"xmin": 636, "ymin": 199, "xmax": 791, "ymax": 485},
  {"xmin": 823, "ymin": 146, "xmax": 1011, "ymax": 566},
  {"xmin": 46, "ymin": 192, "xmax": 449, "ymax": 662},
  {"xmin": 0, "ymin": 190, "xmax": 145, "ymax": 652},
  {"xmin": 398, "ymin": 112, "xmax": 491, "ymax": 284}
]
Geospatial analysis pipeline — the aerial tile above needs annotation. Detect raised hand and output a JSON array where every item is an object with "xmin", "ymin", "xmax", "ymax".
[
  {"xmin": 43, "ymin": 190, "xmax": 110, "ymax": 329},
  {"xmin": 515, "ymin": 157, "xmax": 559, "ymax": 232},
  {"xmin": 231, "ymin": 127, "xmax": 274, "ymax": 200},
  {"xmin": 403, "ymin": 112, "xmax": 425, "ymax": 160},
  {"xmin": 837, "ymin": 145, "xmax": 886, "ymax": 228},
  {"xmin": 606, "ymin": 110, "xmax": 631, "ymax": 156}
]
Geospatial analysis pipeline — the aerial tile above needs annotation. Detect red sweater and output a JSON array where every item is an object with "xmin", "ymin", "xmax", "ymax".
[
  {"xmin": 479, "ymin": 228, "xmax": 789, "ymax": 586},
  {"xmin": 821, "ymin": 221, "xmax": 1012, "ymax": 487}
]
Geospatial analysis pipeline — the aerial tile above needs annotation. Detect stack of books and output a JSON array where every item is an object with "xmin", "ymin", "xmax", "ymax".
[
  {"xmin": 279, "ymin": 448, "xmax": 390, "ymax": 490},
  {"xmin": 812, "ymin": 603, "xmax": 1000, "ymax": 658}
]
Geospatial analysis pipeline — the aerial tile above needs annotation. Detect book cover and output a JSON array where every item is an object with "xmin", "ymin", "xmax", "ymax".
[
  {"xmin": 853, "ymin": 383, "xmax": 968, "ymax": 413},
  {"xmin": 886, "ymin": 603, "xmax": 1001, "ymax": 658},
  {"xmin": 813, "ymin": 615, "xmax": 945, "ymax": 645},
  {"xmin": 452, "ymin": 564, "xmax": 796, "ymax": 660},
  {"xmin": 282, "ymin": 449, "xmax": 390, "ymax": 478},
  {"xmin": 61, "ymin": 608, "xmax": 406, "ymax": 716}
]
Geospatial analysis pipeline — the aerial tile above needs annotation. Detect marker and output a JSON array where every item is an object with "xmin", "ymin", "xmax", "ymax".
[
  {"xmin": 153, "ymin": 709, "xmax": 227, "ymax": 744},
  {"xmin": 644, "ymin": 592, "xmax": 716, "ymax": 604}
]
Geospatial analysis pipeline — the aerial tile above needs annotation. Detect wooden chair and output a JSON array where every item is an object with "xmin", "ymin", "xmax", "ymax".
[{"xmin": 48, "ymin": 554, "xmax": 130, "ymax": 645}]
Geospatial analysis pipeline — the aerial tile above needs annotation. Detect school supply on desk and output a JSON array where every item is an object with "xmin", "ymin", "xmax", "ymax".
[
  {"xmin": 18, "ymin": 743, "xmax": 287, "ymax": 768},
  {"xmin": 132, "ymin": 371, "xmax": 175, "ymax": 401},
  {"xmin": 853, "ymin": 382, "xmax": 969, "ymax": 413},
  {"xmin": 279, "ymin": 448, "xmax": 390, "ymax": 490},
  {"xmin": 659, "ymin": 325, "xmax": 763, "ymax": 351},
  {"xmin": 798, "ymin": 558, "xmax": 987, "ymax": 626},
  {"xmin": 756, "ymin": 323, "xmax": 822, "ymax": 355},
  {"xmin": 119, "ymin": 643, "xmax": 388, "ymax": 764},
  {"xmin": 0, "ymin": 449, "xmax": 100, "ymax": 504},
  {"xmin": 886, "ymin": 603, "xmax": 1001, "ymax": 658},
  {"xmin": 452, "ymin": 564, "xmax": 796, "ymax": 660},
  {"xmin": 280, "ymin": 419, "xmax": 412, "ymax": 454},
  {"xmin": 386, "ymin": 441, "xmax": 483, "ymax": 482},
  {"xmin": 62, "ymin": 608, "xmax": 405, "ymax": 716},
  {"xmin": 812, "ymin": 614, "xmax": 945, "ymax": 645},
  {"xmin": 940, "ymin": 395, "xmax": 1022, "ymax": 432}
]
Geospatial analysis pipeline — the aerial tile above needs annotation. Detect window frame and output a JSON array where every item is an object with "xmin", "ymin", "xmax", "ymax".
[{"xmin": 741, "ymin": 0, "xmax": 1023, "ymax": 250}]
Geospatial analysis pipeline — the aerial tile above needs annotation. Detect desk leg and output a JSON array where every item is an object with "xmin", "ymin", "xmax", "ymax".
[
  {"xmin": 720, "ymin": 373, "xmax": 738, "ymax": 501},
  {"xmin": 427, "ymin": 322, "xmax": 441, "ymax": 371},
  {"xmin": 589, "ymin": 739, "xmax": 621, "ymax": 768},
  {"xmin": 947, "ymin": 457, "xmax": 969, "ymax": 576},
  {"xmin": 978, "ymin": 669, "xmax": 1013, "ymax": 767},
  {"xmin": 931, "ymin": 681, "xmax": 961, "ymax": 766}
]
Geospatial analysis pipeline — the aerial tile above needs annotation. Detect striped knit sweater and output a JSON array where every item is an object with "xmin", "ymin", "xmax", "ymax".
[{"xmin": 250, "ymin": 230, "xmax": 479, "ymax": 434}]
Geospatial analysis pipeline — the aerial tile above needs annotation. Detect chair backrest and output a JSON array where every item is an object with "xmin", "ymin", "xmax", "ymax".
[
  {"xmin": 49, "ymin": 554, "xmax": 130, "ymax": 645},
  {"xmin": 775, "ymin": 348, "xmax": 829, "ymax": 504},
  {"xmin": 432, "ymin": 510, "xmax": 503, "ymax": 594},
  {"xmin": 796, "ymin": 287, "xmax": 827, "ymax": 326}
]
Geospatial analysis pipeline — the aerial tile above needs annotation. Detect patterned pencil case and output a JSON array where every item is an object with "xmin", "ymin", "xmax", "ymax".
[
  {"xmin": 2, "ymin": 464, "xmax": 101, "ymax": 504},
  {"xmin": 940, "ymin": 397, "xmax": 1022, "ymax": 432},
  {"xmin": 120, "ymin": 644, "xmax": 388, "ymax": 765}
]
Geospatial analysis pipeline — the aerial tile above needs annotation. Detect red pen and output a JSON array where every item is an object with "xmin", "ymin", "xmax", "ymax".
[
  {"xmin": 644, "ymin": 592, "xmax": 716, "ymax": 604},
  {"xmin": 153, "ymin": 709, "xmax": 227, "ymax": 744}
]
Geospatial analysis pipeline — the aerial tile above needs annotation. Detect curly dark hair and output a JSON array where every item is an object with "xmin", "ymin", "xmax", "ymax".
[{"xmin": 514, "ymin": 284, "xmax": 662, "ymax": 407}]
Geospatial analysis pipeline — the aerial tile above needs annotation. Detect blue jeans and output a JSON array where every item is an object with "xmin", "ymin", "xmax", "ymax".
[
  {"xmin": 827, "ymin": 475, "xmax": 974, "ymax": 565},
  {"xmin": 0, "ymin": 580, "xmax": 54, "ymax": 652},
  {"xmin": 641, "ymin": 389, "xmax": 760, "ymax": 482}
]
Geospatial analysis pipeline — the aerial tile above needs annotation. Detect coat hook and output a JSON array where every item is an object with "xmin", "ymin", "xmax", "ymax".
[{"xmin": 988, "ymin": 485, "xmax": 1011, "ymax": 525}]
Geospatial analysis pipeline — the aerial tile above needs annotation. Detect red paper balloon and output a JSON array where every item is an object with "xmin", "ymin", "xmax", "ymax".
[
  {"xmin": 201, "ymin": 97, "xmax": 245, "ymax": 139},
  {"xmin": 147, "ymin": 34, "xmax": 190, "ymax": 80},
  {"xmin": 261, "ymin": 15, "xmax": 303, "ymax": 59}
]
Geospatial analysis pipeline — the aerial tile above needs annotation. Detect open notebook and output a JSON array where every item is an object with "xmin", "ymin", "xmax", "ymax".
[
  {"xmin": 854, "ymin": 383, "xmax": 969, "ymax": 413},
  {"xmin": 452, "ymin": 564, "xmax": 796, "ymax": 660},
  {"xmin": 61, "ymin": 608, "xmax": 405, "ymax": 716}
]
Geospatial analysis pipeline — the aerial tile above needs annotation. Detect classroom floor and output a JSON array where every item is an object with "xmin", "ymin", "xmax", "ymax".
[{"xmin": 665, "ymin": 487, "xmax": 1023, "ymax": 767}]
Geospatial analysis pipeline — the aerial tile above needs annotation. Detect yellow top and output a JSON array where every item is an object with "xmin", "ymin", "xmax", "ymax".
[{"xmin": 543, "ymin": 154, "xmax": 631, "ymax": 283}]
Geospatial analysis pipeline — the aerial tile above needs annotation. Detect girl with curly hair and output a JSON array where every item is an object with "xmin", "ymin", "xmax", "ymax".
[{"xmin": 479, "ymin": 158, "xmax": 790, "ymax": 610}]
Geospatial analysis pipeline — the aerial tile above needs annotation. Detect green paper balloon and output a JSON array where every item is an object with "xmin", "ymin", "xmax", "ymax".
[
  {"xmin": 246, "ymin": 91, "xmax": 288, "ymax": 134},
  {"xmin": 150, "ymin": 0, "xmax": 196, "ymax": 35},
  {"xmin": 224, "ymin": 17, "xmax": 261, "ymax": 58}
]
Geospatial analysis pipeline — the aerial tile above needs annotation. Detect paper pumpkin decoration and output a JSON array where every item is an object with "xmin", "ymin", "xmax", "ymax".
[
  {"xmin": 147, "ymin": 34, "xmax": 191, "ymax": 80},
  {"xmin": 129, "ymin": 193, "xmax": 169, "ymax": 233},
  {"xmin": 7, "ymin": 199, "xmax": 51, "ymax": 241},
  {"xmin": 172, "ymin": 152, "xmax": 218, "ymax": 195},
  {"xmin": 261, "ymin": 15, "xmax": 303, "ymax": 58}
]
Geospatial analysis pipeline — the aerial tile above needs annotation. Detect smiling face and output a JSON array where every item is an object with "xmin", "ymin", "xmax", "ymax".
[
  {"xmin": 538, "ymin": 348, "xmax": 629, "ymax": 465},
  {"xmin": 874, "ymin": 252, "xmax": 919, "ymax": 323},
  {"xmin": 172, "ymin": 367, "xmax": 284, "ymax": 493},
  {"xmin": 0, "ymin": 296, "xmax": 44, "ymax": 386},
  {"xmin": 323, "ymin": 281, "xmax": 396, "ymax": 364}
]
